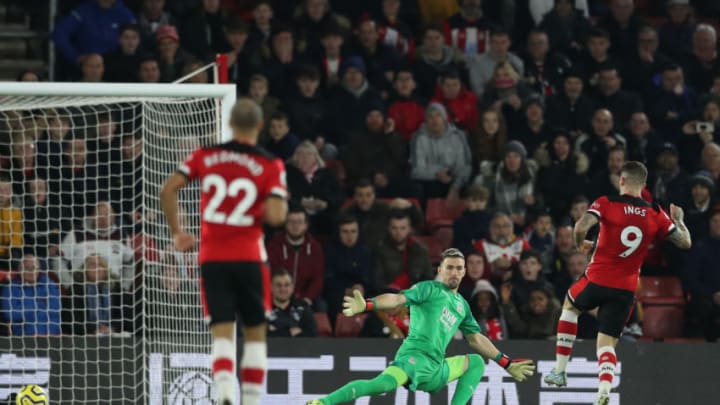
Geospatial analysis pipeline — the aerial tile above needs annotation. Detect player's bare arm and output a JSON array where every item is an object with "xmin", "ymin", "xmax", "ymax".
[
  {"xmin": 573, "ymin": 212, "xmax": 599, "ymax": 250},
  {"xmin": 263, "ymin": 196, "xmax": 288, "ymax": 227},
  {"xmin": 667, "ymin": 203, "xmax": 692, "ymax": 249},
  {"xmin": 342, "ymin": 290, "xmax": 406, "ymax": 316},
  {"xmin": 465, "ymin": 333, "xmax": 535, "ymax": 382},
  {"xmin": 159, "ymin": 172, "xmax": 195, "ymax": 251}
]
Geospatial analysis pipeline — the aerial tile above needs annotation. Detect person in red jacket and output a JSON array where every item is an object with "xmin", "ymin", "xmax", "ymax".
[
  {"xmin": 267, "ymin": 207, "xmax": 325, "ymax": 309},
  {"xmin": 431, "ymin": 69, "xmax": 480, "ymax": 132},
  {"xmin": 387, "ymin": 66, "xmax": 425, "ymax": 141}
]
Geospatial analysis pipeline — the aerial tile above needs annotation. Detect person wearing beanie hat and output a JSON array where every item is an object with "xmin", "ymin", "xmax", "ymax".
[
  {"xmin": 504, "ymin": 140, "xmax": 528, "ymax": 159},
  {"xmin": 685, "ymin": 170, "xmax": 717, "ymax": 240},
  {"xmin": 410, "ymin": 102, "xmax": 472, "ymax": 201},
  {"xmin": 469, "ymin": 279, "xmax": 507, "ymax": 340}
]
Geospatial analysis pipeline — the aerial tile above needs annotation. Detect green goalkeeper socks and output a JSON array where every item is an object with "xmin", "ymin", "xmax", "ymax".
[
  {"xmin": 450, "ymin": 354, "xmax": 485, "ymax": 405},
  {"xmin": 320, "ymin": 366, "xmax": 406, "ymax": 405}
]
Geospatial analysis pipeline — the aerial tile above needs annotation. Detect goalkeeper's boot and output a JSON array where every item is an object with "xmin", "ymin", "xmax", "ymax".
[
  {"xmin": 306, "ymin": 400, "xmax": 324, "ymax": 405},
  {"xmin": 593, "ymin": 392, "xmax": 610, "ymax": 405},
  {"xmin": 543, "ymin": 370, "xmax": 567, "ymax": 387}
]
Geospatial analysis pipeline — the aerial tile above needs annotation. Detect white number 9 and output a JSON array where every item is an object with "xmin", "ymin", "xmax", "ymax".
[{"xmin": 619, "ymin": 225, "xmax": 643, "ymax": 258}]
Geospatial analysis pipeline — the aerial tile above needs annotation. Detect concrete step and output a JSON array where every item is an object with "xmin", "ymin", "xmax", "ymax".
[
  {"xmin": 0, "ymin": 58, "xmax": 44, "ymax": 80},
  {"xmin": 0, "ymin": 39, "xmax": 27, "ymax": 58}
]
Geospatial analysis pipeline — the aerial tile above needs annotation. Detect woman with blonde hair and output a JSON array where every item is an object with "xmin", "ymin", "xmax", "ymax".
[
  {"xmin": 483, "ymin": 61, "xmax": 537, "ymax": 114},
  {"xmin": 286, "ymin": 140, "xmax": 342, "ymax": 234}
]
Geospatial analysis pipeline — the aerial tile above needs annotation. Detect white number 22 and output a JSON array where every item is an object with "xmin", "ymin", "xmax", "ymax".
[
  {"xmin": 619, "ymin": 225, "xmax": 643, "ymax": 258},
  {"xmin": 202, "ymin": 174, "xmax": 257, "ymax": 226}
]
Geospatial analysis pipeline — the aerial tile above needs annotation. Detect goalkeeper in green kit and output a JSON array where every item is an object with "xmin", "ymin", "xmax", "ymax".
[{"xmin": 307, "ymin": 248, "xmax": 535, "ymax": 405}]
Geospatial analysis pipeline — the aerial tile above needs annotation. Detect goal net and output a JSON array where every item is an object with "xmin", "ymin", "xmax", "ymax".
[{"xmin": 0, "ymin": 82, "xmax": 235, "ymax": 404}]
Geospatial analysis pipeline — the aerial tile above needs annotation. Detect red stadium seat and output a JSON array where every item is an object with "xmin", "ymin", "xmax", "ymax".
[
  {"xmin": 414, "ymin": 235, "xmax": 443, "ymax": 265},
  {"xmin": 432, "ymin": 227, "xmax": 454, "ymax": 251},
  {"xmin": 314, "ymin": 312, "xmax": 333, "ymax": 337},
  {"xmin": 325, "ymin": 159, "xmax": 346, "ymax": 185},
  {"xmin": 334, "ymin": 313, "xmax": 367, "ymax": 337},
  {"xmin": 638, "ymin": 277, "xmax": 685, "ymax": 306},
  {"xmin": 425, "ymin": 198, "xmax": 465, "ymax": 230},
  {"xmin": 641, "ymin": 305, "xmax": 684, "ymax": 339}
]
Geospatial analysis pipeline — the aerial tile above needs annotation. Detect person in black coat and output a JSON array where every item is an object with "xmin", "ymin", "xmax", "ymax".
[
  {"xmin": 267, "ymin": 269, "xmax": 318, "ymax": 337},
  {"xmin": 546, "ymin": 70, "xmax": 595, "ymax": 136},
  {"xmin": 593, "ymin": 65, "xmax": 643, "ymax": 132},
  {"xmin": 452, "ymin": 185, "xmax": 491, "ymax": 254},
  {"xmin": 585, "ymin": 145, "xmax": 626, "ymax": 201},
  {"xmin": 103, "ymin": 24, "xmax": 143, "ymax": 82},
  {"xmin": 177, "ymin": 0, "xmax": 228, "ymax": 59},
  {"xmin": 684, "ymin": 209, "xmax": 720, "ymax": 341},
  {"xmin": 285, "ymin": 65, "xmax": 332, "ymax": 142},
  {"xmin": 286, "ymin": 141, "xmax": 343, "ymax": 235},
  {"xmin": 538, "ymin": 2, "xmax": 591, "ymax": 58}
]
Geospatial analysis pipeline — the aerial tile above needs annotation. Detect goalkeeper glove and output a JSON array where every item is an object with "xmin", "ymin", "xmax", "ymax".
[
  {"xmin": 342, "ymin": 290, "xmax": 375, "ymax": 316},
  {"xmin": 494, "ymin": 353, "xmax": 535, "ymax": 382}
]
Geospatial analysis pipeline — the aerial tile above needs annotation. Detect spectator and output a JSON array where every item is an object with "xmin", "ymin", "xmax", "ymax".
[
  {"xmin": 508, "ymin": 249, "xmax": 556, "ymax": 309},
  {"xmin": 577, "ymin": 29, "xmax": 617, "ymax": 89},
  {"xmin": 261, "ymin": 24, "xmax": 307, "ymax": 100},
  {"xmin": 510, "ymin": 96, "xmax": 552, "ymax": 158},
  {"xmin": 599, "ymin": 0, "xmax": 644, "ymax": 60},
  {"xmin": 248, "ymin": 74, "xmax": 281, "ymax": 144},
  {"xmin": 594, "ymin": 66, "xmax": 643, "ymax": 132},
  {"xmin": 8, "ymin": 134, "xmax": 38, "ymax": 200},
  {"xmin": 286, "ymin": 66, "xmax": 331, "ymax": 144},
  {"xmin": 327, "ymin": 56, "xmax": 385, "ymax": 148},
  {"xmin": 267, "ymin": 269, "xmax": 318, "ymax": 337},
  {"xmin": 537, "ymin": 0, "xmax": 592, "ymax": 57},
  {"xmin": 179, "ymin": 58, "xmax": 209, "ymax": 83},
  {"xmin": 413, "ymin": 25, "xmax": 461, "ymax": 100},
  {"xmin": 473, "ymin": 212, "xmax": 531, "ymax": 284},
  {"xmin": 286, "ymin": 141, "xmax": 342, "ymax": 235},
  {"xmin": 103, "ymin": 24, "xmax": 142, "ymax": 82},
  {"xmin": 681, "ymin": 24, "xmax": 719, "ymax": 92},
  {"xmin": 0, "ymin": 177, "xmax": 23, "ymax": 270},
  {"xmin": 483, "ymin": 61, "xmax": 536, "ymax": 118},
  {"xmin": 47, "ymin": 137, "xmax": 98, "ymax": 221},
  {"xmin": 524, "ymin": 211, "xmax": 555, "ymax": 255},
  {"xmin": 360, "ymin": 287, "xmax": 411, "ymax": 338},
  {"xmin": 469, "ymin": 108, "xmax": 508, "ymax": 165},
  {"xmin": 701, "ymin": 142, "xmax": 720, "ymax": 185},
  {"xmin": 79, "ymin": 53, "xmax": 104, "ymax": 82},
  {"xmin": 576, "ymin": 109, "xmax": 627, "ymax": 177},
  {"xmin": 137, "ymin": 0, "xmax": 174, "ymax": 47},
  {"xmin": 342, "ymin": 109, "xmax": 409, "ymax": 198},
  {"xmin": 469, "ymin": 279, "xmax": 506, "ymax": 340},
  {"xmin": 247, "ymin": 0, "xmax": 274, "ymax": 52},
  {"xmin": 624, "ymin": 26, "xmax": 671, "ymax": 95},
  {"xmin": 265, "ymin": 112, "xmax": 300, "ymax": 161},
  {"xmin": 341, "ymin": 180, "xmax": 423, "ymax": 245},
  {"xmin": 585, "ymin": 145, "xmax": 627, "ymax": 200},
  {"xmin": 680, "ymin": 99, "xmax": 720, "ymax": 171},
  {"xmin": 387, "ymin": 66, "xmax": 425, "ymax": 142},
  {"xmin": 112, "ymin": 135, "xmax": 143, "ymax": 232},
  {"xmin": 23, "ymin": 178, "xmax": 63, "ymax": 259},
  {"xmin": 443, "ymin": 0, "xmax": 492, "ymax": 57},
  {"xmin": 1, "ymin": 255, "xmax": 61, "ymax": 336},
  {"xmin": 625, "ymin": 112, "xmax": 663, "ymax": 167},
  {"xmin": 16, "ymin": 70, "xmax": 40, "ymax": 81},
  {"xmin": 178, "ymin": 0, "xmax": 228, "ymax": 59},
  {"xmin": 155, "ymin": 25, "xmax": 191, "ymax": 82},
  {"xmin": 86, "ymin": 112, "xmax": 120, "ymax": 191},
  {"xmin": 222, "ymin": 17, "xmax": 259, "ymax": 94},
  {"xmin": 36, "ymin": 111, "xmax": 70, "ymax": 170},
  {"xmin": 546, "ymin": 69, "xmax": 595, "ymax": 136},
  {"xmin": 409, "ymin": 102, "xmax": 472, "ymax": 202},
  {"xmin": 500, "ymin": 283, "xmax": 561, "ymax": 339},
  {"xmin": 522, "ymin": 30, "xmax": 571, "ymax": 97},
  {"xmin": 659, "ymin": 0, "xmax": 696, "ymax": 62},
  {"xmin": 467, "ymin": 28, "xmax": 524, "ymax": 99},
  {"xmin": 314, "ymin": 23, "xmax": 347, "ymax": 87},
  {"xmin": 568, "ymin": 195, "xmax": 589, "ymax": 225},
  {"xmin": 58, "ymin": 201, "xmax": 134, "ymax": 291},
  {"xmin": 324, "ymin": 215, "xmax": 372, "ymax": 320},
  {"xmin": 62, "ymin": 254, "xmax": 121, "ymax": 335},
  {"xmin": 137, "ymin": 55, "xmax": 161, "ymax": 82},
  {"xmin": 685, "ymin": 208, "xmax": 720, "ymax": 341},
  {"xmin": 458, "ymin": 250, "xmax": 488, "ymax": 300},
  {"xmin": 267, "ymin": 207, "xmax": 325, "ymax": 308},
  {"xmin": 294, "ymin": 0, "xmax": 351, "ymax": 59},
  {"xmin": 375, "ymin": 0, "xmax": 416, "ymax": 59},
  {"xmin": 651, "ymin": 142, "xmax": 690, "ymax": 210},
  {"xmin": 649, "ymin": 64, "xmax": 698, "ymax": 143},
  {"xmin": 535, "ymin": 131, "xmax": 590, "ymax": 221},
  {"xmin": 453, "ymin": 185, "xmax": 491, "ymax": 254},
  {"xmin": 476, "ymin": 141, "xmax": 537, "ymax": 228},
  {"xmin": 353, "ymin": 18, "xmax": 402, "ymax": 94},
  {"xmin": 543, "ymin": 223, "xmax": 576, "ymax": 293},
  {"xmin": 531, "ymin": 0, "xmax": 589, "ymax": 26},
  {"xmin": 430, "ymin": 69, "xmax": 479, "ymax": 131},
  {"xmin": 684, "ymin": 171, "xmax": 715, "ymax": 241},
  {"xmin": 372, "ymin": 210, "xmax": 433, "ymax": 291},
  {"xmin": 52, "ymin": 0, "xmax": 136, "ymax": 65}
]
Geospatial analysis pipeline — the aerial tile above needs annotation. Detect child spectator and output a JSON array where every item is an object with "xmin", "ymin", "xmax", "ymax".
[
  {"xmin": 453, "ymin": 185, "xmax": 491, "ymax": 254},
  {"xmin": 266, "ymin": 112, "xmax": 300, "ymax": 161},
  {"xmin": 387, "ymin": 67, "xmax": 425, "ymax": 142},
  {"xmin": 509, "ymin": 249, "xmax": 556, "ymax": 309},
  {"xmin": 524, "ymin": 211, "xmax": 554, "ymax": 255},
  {"xmin": 500, "ymin": 284, "xmax": 561, "ymax": 339},
  {"xmin": 469, "ymin": 279, "xmax": 506, "ymax": 340},
  {"xmin": 248, "ymin": 74, "xmax": 281, "ymax": 144},
  {"xmin": 103, "ymin": 24, "xmax": 142, "ymax": 82},
  {"xmin": 0, "ymin": 177, "xmax": 23, "ymax": 270},
  {"xmin": 286, "ymin": 65, "xmax": 332, "ymax": 149},
  {"xmin": 1, "ymin": 255, "xmax": 61, "ymax": 336}
]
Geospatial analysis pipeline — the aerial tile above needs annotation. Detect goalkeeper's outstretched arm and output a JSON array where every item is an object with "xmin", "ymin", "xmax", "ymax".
[
  {"xmin": 342, "ymin": 290, "xmax": 405, "ymax": 316},
  {"xmin": 466, "ymin": 333, "xmax": 535, "ymax": 382}
]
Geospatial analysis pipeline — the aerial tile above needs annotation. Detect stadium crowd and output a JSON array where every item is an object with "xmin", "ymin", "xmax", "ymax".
[{"xmin": 3, "ymin": 0, "xmax": 720, "ymax": 342}]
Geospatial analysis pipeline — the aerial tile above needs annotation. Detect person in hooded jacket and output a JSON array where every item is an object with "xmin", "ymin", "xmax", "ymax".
[{"xmin": 469, "ymin": 279, "xmax": 507, "ymax": 340}]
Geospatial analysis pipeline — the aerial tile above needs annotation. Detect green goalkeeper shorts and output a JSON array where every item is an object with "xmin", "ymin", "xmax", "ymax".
[{"xmin": 390, "ymin": 352, "xmax": 449, "ymax": 394}]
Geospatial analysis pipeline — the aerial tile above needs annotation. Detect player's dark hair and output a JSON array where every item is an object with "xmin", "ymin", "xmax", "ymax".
[
  {"xmin": 230, "ymin": 98, "xmax": 263, "ymax": 131},
  {"xmin": 388, "ymin": 209, "xmax": 411, "ymax": 223},
  {"xmin": 337, "ymin": 214, "xmax": 358, "ymax": 227},
  {"xmin": 520, "ymin": 249, "xmax": 542, "ymax": 263},
  {"xmin": 354, "ymin": 178, "xmax": 374, "ymax": 191},
  {"xmin": 621, "ymin": 161, "xmax": 648, "ymax": 186},
  {"xmin": 272, "ymin": 268, "xmax": 293, "ymax": 280}
]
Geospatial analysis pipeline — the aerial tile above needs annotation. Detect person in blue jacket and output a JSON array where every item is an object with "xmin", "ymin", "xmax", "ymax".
[
  {"xmin": 52, "ymin": 0, "xmax": 136, "ymax": 64},
  {"xmin": 1, "ymin": 255, "xmax": 62, "ymax": 336}
]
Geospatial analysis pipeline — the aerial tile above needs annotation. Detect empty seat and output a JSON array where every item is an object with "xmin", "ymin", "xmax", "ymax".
[
  {"xmin": 314, "ymin": 312, "xmax": 333, "ymax": 337},
  {"xmin": 425, "ymin": 198, "xmax": 465, "ymax": 229},
  {"xmin": 334, "ymin": 313, "xmax": 367, "ymax": 337},
  {"xmin": 638, "ymin": 277, "xmax": 685, "ymax": 306},
  {"xmin": 642, "ymin": 306, "xmax": 684, "ymax": 339},
  {"xmin": 414, "ymin": 235, "xmax": 443, "ymax": 265}
]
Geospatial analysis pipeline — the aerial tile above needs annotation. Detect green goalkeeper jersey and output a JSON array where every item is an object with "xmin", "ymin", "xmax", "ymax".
[{"xmin": 396, "ymin": 281, "xmax": 481, "ymax": 363}]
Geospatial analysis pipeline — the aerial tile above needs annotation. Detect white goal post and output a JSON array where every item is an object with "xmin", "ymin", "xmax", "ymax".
[{"xmin": 0, "ymin": 82, "xmax": 236, "ymax": 404}]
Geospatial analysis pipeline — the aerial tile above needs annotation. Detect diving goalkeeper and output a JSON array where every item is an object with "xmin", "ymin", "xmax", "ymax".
[{"xmin": 307, "ymin": 248, "xmax": 535, "ymax": 405}]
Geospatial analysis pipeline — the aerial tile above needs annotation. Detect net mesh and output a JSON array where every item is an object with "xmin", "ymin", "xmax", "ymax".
[{"xmin": 0, "ymin": 95, "xmax": 222, "ymax": 403}]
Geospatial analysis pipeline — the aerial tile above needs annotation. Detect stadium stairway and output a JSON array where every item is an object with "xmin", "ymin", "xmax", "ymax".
[{"xmin": 0, "ymin": 3, "xmax": 47, "ymax": 80}]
